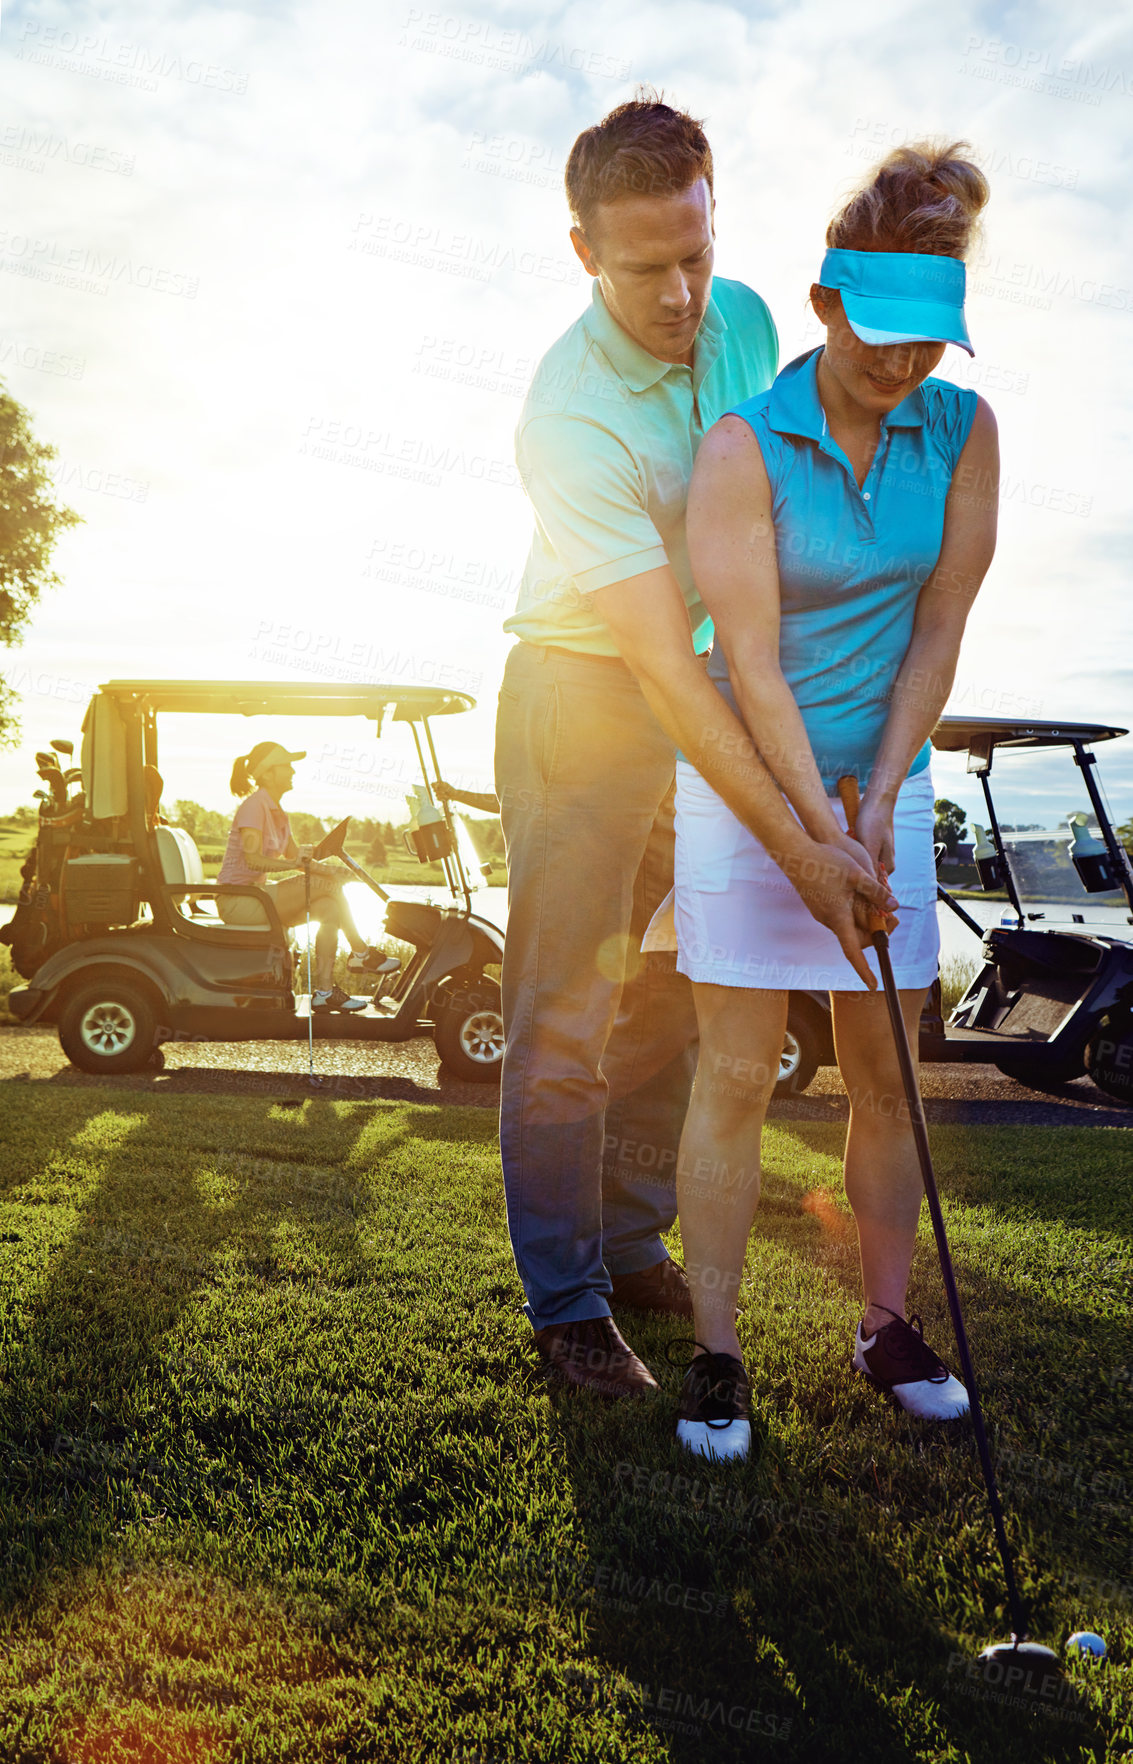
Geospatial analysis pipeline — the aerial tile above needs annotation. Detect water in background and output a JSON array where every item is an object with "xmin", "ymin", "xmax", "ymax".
[
  {"xmin": 2, "ymin": 883, "xmax": 1128, "ymax": 967},
  {"xmin": 339, "ymin": 882, "xmax": 1131, "ymax": 968}
]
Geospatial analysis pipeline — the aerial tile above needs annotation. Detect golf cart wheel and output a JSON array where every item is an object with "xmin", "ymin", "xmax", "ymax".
[
  {"xmin": 992, "ymin": 1051, "xmax": 1086, "ymax": 1093},
  {"xmin": 434, "ymin": 978, "xmax": 504, "ymax": 1083},
  {"xmin": 59, "ymin": 979, "xmax": 157, "ymax": 1075},
  {"xmin": 773, "ymin": 1003, "xmax": 822, "ymax": 1099},
  {"xmin": 1084, "ymin": 1020, "xmax": 1133, "ymax": 1106}
]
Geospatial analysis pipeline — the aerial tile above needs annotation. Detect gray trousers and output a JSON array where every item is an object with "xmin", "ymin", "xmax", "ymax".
[{"xmin": 494, "ymin": 640, "xmax": 699, "ymax": 1330}]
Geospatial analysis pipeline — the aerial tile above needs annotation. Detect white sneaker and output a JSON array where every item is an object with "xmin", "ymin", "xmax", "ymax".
[
  {"xmin": 853, "ymin": 1310, "xmax": 969, "ymax": 1421},
  {"xmin": 676, "ymin": 1350, "xmax": 753, "ymax": 1462}
]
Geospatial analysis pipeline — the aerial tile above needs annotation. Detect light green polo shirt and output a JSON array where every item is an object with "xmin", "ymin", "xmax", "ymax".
[{"xmin": 504, "ymin": 276, "xmax": 778, "ymax": 656}]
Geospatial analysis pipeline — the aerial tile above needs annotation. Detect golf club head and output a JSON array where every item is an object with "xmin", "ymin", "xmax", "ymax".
[{"xmin": 977, "ymin": 1639, "xmax": 1064, "ymax": 1678}]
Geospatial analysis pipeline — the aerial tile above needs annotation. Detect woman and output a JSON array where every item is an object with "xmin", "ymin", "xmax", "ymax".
[
  {"xmin": 673, "ymin": 144, "xmax": 999, "ymax": 1459},
  {"xmin": 217, "ymin": 740, "xmax": 384, "ymax": 1012}
]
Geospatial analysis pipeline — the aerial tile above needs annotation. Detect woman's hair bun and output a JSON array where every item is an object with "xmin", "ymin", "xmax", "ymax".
[{"xmin": 827, "ymin": 140, "xmax": 988, "ymax": 260}]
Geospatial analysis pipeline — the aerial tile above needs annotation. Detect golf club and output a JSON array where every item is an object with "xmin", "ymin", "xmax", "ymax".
[
  {"xmin": 837, "ymin": 774, "xmax": 1061, "ymax": 1676},
  {"xmin": 302, "ymin": 854, "xmax": 319, "ymax": 1090}
]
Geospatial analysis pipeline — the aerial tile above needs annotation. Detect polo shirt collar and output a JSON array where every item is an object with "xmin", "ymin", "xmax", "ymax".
[
  {"xmin": 583, "ymin": 281, "xmax": 726, "ymax": 394},
  {"xmin": 766, "ymin": 346, "xmax": 926, "ymax": 440}
]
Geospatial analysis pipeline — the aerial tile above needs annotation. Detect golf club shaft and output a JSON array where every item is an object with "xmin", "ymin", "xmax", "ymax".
[
  {"xmin": 303, "ymin": 859, "xmax": 315, "ymax": 1081},
  {"xmin": 870, "ymin": 928, "xmax": 1028, "ymax": 1641},
  {"xmin": 838, "ymin": 775, "xmax": 1029, "ymax": 1641}
]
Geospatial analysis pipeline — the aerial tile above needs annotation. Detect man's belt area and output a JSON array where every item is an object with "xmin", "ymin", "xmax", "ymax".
[
  {"xmin": 535, "ymin": 644, "xmax": 711, "ymax": 671},
  {"xmin": 539, "ymin": 644, "xmax": 631, "ymax": 668}
]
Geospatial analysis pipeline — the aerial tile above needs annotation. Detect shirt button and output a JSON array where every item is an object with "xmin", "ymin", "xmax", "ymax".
[{"xmin": 863, "ymin": 491, "xmax": 872, "ymax": 501}]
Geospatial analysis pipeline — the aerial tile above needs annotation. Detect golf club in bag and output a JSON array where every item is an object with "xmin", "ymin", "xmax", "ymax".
[{"xmin": 837, "ymin": 774, "xmax": 1061, "ymax": 1675}]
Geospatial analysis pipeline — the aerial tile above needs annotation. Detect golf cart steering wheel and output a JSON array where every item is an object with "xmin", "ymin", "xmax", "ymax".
[{"xmin": 313, "ymin": 818, "xmax": 351, "ymax": 861}]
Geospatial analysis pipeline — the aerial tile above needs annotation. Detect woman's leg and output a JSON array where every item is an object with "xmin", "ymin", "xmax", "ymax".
[
  {"xmin": 830, "ymin": 986, "xmax": 928, "ymax": 1330},
  {"xmin": 321, "ymin": 881, "xmax": 367, "ymax": 954},
  {"xmin": 677, "ymin": 983, "xmax": 788, "ymax": 1358},
  {"xmin": 264, "ymin": 876, "xmax": 359, "ymax": 991}
]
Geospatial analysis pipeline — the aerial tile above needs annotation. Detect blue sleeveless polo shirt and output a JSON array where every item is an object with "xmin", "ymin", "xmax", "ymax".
[{"xmin": 706, "ymin": 346, "xmax": 978, "ymax": 793}]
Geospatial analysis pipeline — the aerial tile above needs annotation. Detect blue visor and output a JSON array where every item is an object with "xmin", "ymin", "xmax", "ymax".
[{"xmin": 818, "ymin": 248, "xmax": 973, "ymax": 357}]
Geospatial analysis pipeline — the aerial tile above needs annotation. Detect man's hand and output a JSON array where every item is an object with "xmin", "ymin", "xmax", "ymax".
[{"xmin": 782, "ymin": 840, "xmax": 896, "ymax": 989}]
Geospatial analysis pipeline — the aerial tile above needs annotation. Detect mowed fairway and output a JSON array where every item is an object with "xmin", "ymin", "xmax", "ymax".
[{"xmin": 0, "ymin": 1089, "xmax": 1128, "ymax": 1763}]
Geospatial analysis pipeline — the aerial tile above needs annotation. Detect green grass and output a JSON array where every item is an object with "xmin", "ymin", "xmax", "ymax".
[
  {"xmin": 0, "ymin": 1092, "xmax": 1128, "ymax": 1761},
  {"xmin": 940, "ymin": 953, "xmax": 981, "ymax": 1017},
  {"xmin": 0, "ymin": 821, "xmax": 36, "ymax": 905}
]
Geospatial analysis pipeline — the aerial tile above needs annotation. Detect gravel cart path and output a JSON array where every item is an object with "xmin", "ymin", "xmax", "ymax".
[{"xmin": 1, "ymin": 1024, "xmax": 1129, "ymax": 1126}]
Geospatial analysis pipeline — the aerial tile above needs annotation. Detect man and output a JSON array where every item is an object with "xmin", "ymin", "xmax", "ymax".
[{"xmin": 496, "ymin": 96, "xmax": 890, "ymax": 1401}]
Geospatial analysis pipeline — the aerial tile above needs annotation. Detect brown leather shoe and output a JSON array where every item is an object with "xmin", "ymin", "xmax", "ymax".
[
  {"xmin": 609, "ymin": 1256, "xmax": 694, "ymax": 1318},
  {"xmin": 532, "ymin": 1316, "xmax": 659, "ymax": 1399}
]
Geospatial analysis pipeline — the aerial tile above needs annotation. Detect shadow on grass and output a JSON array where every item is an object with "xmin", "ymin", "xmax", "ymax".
[
  {"xmin": 0, "ymin": 1090, "xmax": 1122, "ymax": 1761},
  {"xmin": 0, "ymin": 1090, "xmax": 414, "ymax": 1618},
  {"xmin": 37, "ymin": 1060, "xmax": 499, "ymax": 1110},
  {"xmin": 532, "ymin": 1124, "xmax": 1124, "ymax": 1763}
]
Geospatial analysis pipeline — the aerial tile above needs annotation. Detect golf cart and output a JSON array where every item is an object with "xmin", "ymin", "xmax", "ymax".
[
  {"xmin": 774, "ymin": 715, "xmax": 1133, "ymax": 1105},
  {"xmin": 3, "ymin": 681, "xmax": 505, "ymax": 1082}
]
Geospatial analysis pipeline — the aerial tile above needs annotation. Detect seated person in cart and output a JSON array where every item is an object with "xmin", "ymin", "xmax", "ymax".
[{"xmin": 216, "ymin": 740, "xmax": 386, "ymax": 1012}]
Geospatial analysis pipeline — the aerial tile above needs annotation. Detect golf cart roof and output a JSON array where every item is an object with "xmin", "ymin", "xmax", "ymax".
[
  {"xmin": 98, "ymin": 680, "xmax": 474, "ymax": 721},
  {"xmin": 932, "ymin": 715, "xmax": 1128, "ymax": 754}
]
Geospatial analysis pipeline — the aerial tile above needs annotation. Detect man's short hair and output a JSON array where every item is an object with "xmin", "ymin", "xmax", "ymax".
[{"xmin": 565, "ymin": 92, "xmax": 713, "ymax": 241}]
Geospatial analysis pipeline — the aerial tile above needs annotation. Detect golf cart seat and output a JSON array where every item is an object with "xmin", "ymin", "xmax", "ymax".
[
  {"xmin": 156, "ymin": 824, "xmax": 207, "ymax": 890},
  {"xmin": 154, "ymin": 825, "xmax": 275, "ymax": 935},
  {"xmin": 154, "ymin": 825, "xmax": 221, "ymax": 924}
]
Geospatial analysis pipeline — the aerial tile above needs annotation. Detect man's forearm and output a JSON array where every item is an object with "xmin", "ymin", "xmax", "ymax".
[{"xmin": 633, "ymin": 652, "xmax": 816, "ymax": 871}]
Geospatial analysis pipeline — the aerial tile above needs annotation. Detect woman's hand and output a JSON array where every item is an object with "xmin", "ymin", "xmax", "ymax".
[
  {"xmin": 852, "ymin": 794, "xmax": 896, "ymax": 879},
  {"xmin": 828, "ymin": 827, "xmax": 879, "ymax": 881}
]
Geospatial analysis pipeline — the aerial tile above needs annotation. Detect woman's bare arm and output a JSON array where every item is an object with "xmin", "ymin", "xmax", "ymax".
[
  {"xmin": 687, "ymin": 415, "xmax": 867, "ymax": 858},
  {"xmin": 858, "ymin": 397, "xmax": 1000, "ymax": 868},
  {"xmin": 238, "ymin": 826, "xmax": 299, "ymax": 875}
]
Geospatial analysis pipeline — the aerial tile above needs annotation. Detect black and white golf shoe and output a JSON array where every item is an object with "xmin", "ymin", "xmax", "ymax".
[
  {"xmin": 853, "ymin": 1309, "xmax": 969, "ymax": 1420},
  {"xmin": 311, "ymin": 984, "xmax": 368, "ymax": 1014},
  {"xmin": 676, "ymin": 1348, "xmax": 752, "ymax": 1462}
]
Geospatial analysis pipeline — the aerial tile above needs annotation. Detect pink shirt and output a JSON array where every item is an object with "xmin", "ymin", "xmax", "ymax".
[{"xmin": 217, "ymin": 788, "xmax": 292, "ymax": 887}]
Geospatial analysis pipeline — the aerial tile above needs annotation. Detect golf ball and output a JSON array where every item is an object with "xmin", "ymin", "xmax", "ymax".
[{"xmin": 1066, "ymin": 1631, "xmax": 1107, "ymax": 1659}]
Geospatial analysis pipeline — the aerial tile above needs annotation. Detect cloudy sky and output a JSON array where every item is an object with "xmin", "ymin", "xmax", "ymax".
[{"xmin": 0, "ymin": 0, "xmax": 1130, "ymax": 834}]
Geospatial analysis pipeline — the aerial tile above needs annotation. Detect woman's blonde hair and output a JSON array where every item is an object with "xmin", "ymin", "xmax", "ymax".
[
  {"xmin": 230, "ymin": 741, "xmax": 283, "ymax": 797},
  {"xmin": 827, "ymin": 140, "xmax": 988, "ymax": 261}
]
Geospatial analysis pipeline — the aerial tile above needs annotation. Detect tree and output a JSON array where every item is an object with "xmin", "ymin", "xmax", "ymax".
[
  {"xmin": 1117, "ymin": 817, "xmax": 1133, "ymax": 858},
  {"xmin": 289, "ymin": 811, "xmax": 327, "ymax": 846},
  {"xmin": 173, "ymin": 799, "xmax": 203, "ymax": 839},
  {"xmin": 0, "ymin": 390, "xmax": 81, "ymax": 746},
  {"xmin": 172, "ymin": 800, "xmax": 228, "ymax": 845},
  {"xmin": 933, "ymin": 798, "xmax": 968, "ymax": 856}
]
